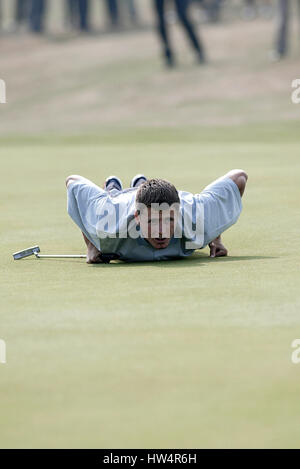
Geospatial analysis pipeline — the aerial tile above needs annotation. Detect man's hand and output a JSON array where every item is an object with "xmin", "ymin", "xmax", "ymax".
[
  {"xmin": 209, "ymin": 236, "xmax": 228, "ymax": 258},
  {"xmin": 81, "ymin": 232, "xmax": 104, "ymax": 264},
  {"xmin": 86, "ymin": 243, "xmax": 104, "ymax": 264}
]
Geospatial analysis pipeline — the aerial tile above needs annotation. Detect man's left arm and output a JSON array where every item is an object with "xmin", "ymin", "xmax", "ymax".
[
  {"xmin": 209, "ymin": 235, "xmax": 228, "ymax": 258},
  {"xmin": 208, "ymin": 169, "xmax": 248, "ymax": 258}
]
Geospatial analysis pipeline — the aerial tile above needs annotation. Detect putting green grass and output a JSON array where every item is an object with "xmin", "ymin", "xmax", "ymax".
[{"xmin": 1, "ymin": 125, "xmax": 300, "ymax": 448}]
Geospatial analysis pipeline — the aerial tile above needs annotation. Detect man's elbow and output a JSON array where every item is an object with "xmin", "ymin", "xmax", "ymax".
[
  {"xmin": 65, "ymin": 175, "xmax": 81, "ymax": 188},
  {"xmin": 227, "ymin": 169, "xmax": 248, "ymax": 197}
]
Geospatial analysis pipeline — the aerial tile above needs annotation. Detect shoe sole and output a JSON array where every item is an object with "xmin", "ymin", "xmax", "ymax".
[{"xmin": 130, "ymin": 174, "xmax": 147, "ymax": 188}]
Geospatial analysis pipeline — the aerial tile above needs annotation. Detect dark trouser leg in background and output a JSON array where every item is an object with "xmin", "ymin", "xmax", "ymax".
[
  {"xmin": 126, "ymin": 0, "xmax": 138, "ymax": 24},
  {"xmin": 15, "ymin": 0, "xmax": 30, "ymax": 25},
  {"xmin": 153, "ymin": 0, "xmax": 175, "ymax": 67},
  {"xmin": 78, "ymin": 0, "xmax": 89, "ymax": 31},
  {"xmin": 65, "ymin": 0, "xmax": 78, "ymax": 28},
  {"xmin": 105, "ymin": 0, "xmax": 119, "ymax": 27},
  {"xmin": 29, "ymin": 0, "xmax": 47, "ymax": 33},
  {"xmin": 276, "ymin": 0, "xmax": 289, "ymax": 57},
  {"xmin": 175, "ymin": 0, "xmax": 205, "ymax": 62}
]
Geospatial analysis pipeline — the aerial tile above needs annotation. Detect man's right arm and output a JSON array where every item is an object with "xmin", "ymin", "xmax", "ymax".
[
  {"xmin": 66, "ymin": 175, "xmax": 106, "ymax": 262},
  {"xmin": 82, "ymin": 232, "xmax": 104, "ymax": 264}
]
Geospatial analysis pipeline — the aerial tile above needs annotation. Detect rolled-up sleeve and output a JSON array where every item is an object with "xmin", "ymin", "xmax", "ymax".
[
  {"xmin": 67, "ymin": 177, "xmax": 106, "ymax": 250},
  {"xmin": 197, "ymin": 177, "xmax": 243, "ymax": 247}
]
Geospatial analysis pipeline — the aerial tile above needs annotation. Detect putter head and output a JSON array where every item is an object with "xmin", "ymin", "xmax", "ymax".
[{"xmin": 13, "ymin": 245, "xmax": 40, "ymax": 260}]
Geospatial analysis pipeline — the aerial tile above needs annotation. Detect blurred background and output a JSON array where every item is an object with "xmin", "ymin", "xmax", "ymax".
[{"xmin": 0, "ymin": 0, "xmax": 299, "ymax": 135}]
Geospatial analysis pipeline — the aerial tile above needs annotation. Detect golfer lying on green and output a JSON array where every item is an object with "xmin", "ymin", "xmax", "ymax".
[{"xmin": 66, "ymin": 170, "xmax": 248, "ymax": 263}]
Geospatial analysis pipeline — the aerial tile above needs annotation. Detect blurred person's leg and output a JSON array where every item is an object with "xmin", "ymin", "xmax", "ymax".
[
  {"xmin": 65, "ymin": 0, "xmax": 78, "ymax": 28},
  {"xmin": 15, "ymin": 0, "xmax": 23, "ymax": 24},
  {"xmin": 276, "ymin": 0, "xmax": 289, "ymax": 57},
  {"xmin": 153, "ymin": 0, "xmax": 175, "ymax": 67},
  {"xmin": 243, "ymin": 0, "xmax": 256, "ymax": 19},
  {"xmin": 15, "ymin": 0, "xmax": 30, "ymax": 25},
  {"xmin": 175, "ymin": 0, "xmax": 206, "ymax": 63},
  {"xmin": 244, "ymin": 0, "xmax": 255, "ymax": 7},
  {"xmin": 104, "ymin": 0, "xmax": 119, "ymax": 27},
  {"xmin": 205, "ymin": 0, "xmax": 222, "ymax": 23},
  {"xmin": 78, "ymin": 0, "xmax": 89, "ymax": 31},
  {"xmin": 298, "ymin": 0, "xmax": 300, "ymax": 36},
  {"xmin": 29, "ymin": 0, "xmax": 47, "ymax": 33},
  {"xmin": 125, "ymin": 0, "xmax": 138, "ymax": 24}
]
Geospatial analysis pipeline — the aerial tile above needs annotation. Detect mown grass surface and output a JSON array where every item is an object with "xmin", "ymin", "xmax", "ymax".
[{"xmin": 1, "ymin": 125, "xmax": 300, "ymax": 448}]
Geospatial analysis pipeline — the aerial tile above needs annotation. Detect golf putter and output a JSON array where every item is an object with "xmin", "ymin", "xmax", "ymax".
[
  {"xmin": 13, "ymin": 246, "xmax": 119, "ymax": 263},
  {"xmin": 13, "ymin": 246, "xmax": 86, "ymax": 260}
]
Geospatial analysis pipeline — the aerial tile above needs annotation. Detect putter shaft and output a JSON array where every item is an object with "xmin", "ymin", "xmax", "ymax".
[
  {"xmin": 35, "ymin": 254, "xmax": 86, "ymax": 258},
  {"xmin": 13, "ymin": 245, "xmax": 86, "ymax": 260}
]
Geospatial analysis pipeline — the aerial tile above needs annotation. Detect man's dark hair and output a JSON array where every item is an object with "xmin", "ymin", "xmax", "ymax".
[{"xmin": 136, "ymin": 178, "xmax": 180, "ymax": 207}]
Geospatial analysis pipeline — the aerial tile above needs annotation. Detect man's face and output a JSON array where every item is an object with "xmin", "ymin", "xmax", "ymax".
[{"xmin": 136, "ymin": 205, "xmax": 178, "ymax": 250}]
